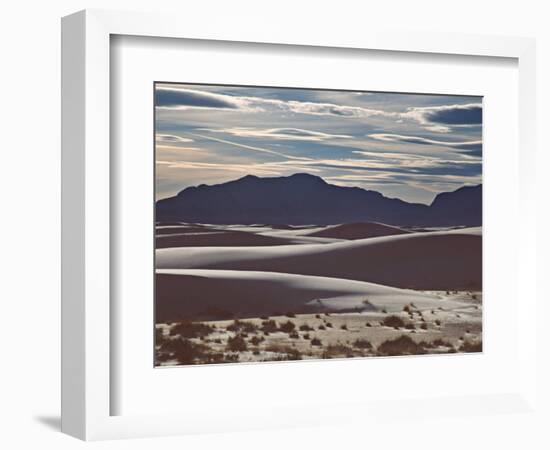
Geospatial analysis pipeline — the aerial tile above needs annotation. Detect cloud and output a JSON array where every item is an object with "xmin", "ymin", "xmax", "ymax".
[
  {"xmin": 368, "ymin": 133, "xmax": 482, "ymax": 154},
  {"xmin": 204, "ymin": 127, "xmax": 352, "ymax": 141},
  {"xmin": 155, "ymin": 86, "xmax": 397, "ymax": 119},
  {"xmin": 155, "ymin": 134, "xmax": 194, "ymax": 144},
  {"xmin": 156, "ymin": 87, "xmax": 250, "ymax": 110},
  {"xmin": 403, "ymin": 103, "xmax": 482, "ymax": 132},
  {"xmin": 185, "ymin": 132, "xmax": 312, "ymax": 161}
]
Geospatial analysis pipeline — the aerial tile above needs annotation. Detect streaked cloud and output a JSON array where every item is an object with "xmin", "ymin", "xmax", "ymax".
[
  {"xmin": 204, "ymin": 127, "xmax": 352, "ymax": 141},
  {"xmin": 403, "ymin": 103, "xmax": 482, "ymax": 132},
  {"xmin": 369, "ymin": 133, "xmax": 482, "ymax": 154}
]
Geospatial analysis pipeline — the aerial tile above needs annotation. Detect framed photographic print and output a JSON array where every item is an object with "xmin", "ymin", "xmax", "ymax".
[{"xmin": 62, "ymin": 9, "xmax": 539, "ymax": 442}]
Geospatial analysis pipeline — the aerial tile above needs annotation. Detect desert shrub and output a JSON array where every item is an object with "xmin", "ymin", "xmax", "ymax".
[
  {"xmin": 325, "ymin": 322, "xmax": 333, "ymax": 328},
  {"xmin": 404, "ymin": 323, "xmax": 416, "ymax": 330},
  {"xmin": 261, "ymin": 320, "xmax": 279, "ymax": 333},
  {"xmin": 289, "ymin": 331, "xmax": 300, "ymax": 339},
  {"xmin": 420, "ymin": 323, "xmax": 428, "ymax": 330},
  {"xmin": 366, "ymin": 322, "xmax": 372, "ymax": 327},
  {"xmin": 226, "ymin": 320, "xmax": 243, "ymax": 332},
  {"xmin": 315, "ymin": 314, "xmax": 321, "ymax": 319},
  {"xmin": 459, "ymin": 340, "xmax": 482, "ymax": 352},
  {"xmin": 227, "ymin": 320, "xmax": 258, "ymax": 333},
  {"xmin": 318, "ymin": 324, "xmax": 326, "ymax": 331},
  {"xmin": 249, "ymin": 335, "xmax": 264, "ymax": 346},
  {"xmin": 161, "ymin": 338, "xmax": 209, "ymax": 365},
  {"xmin": 226, "ymin": 335, "xmax": 248, "ymax": 352},
  {"xmin": 435, "ymin": 319, "xmax": 442, "ymax": 326},
  {"xmin": 382, "ymin": 315, "xmax": 405, "ymax": 329},
  {"xmin": 403, "ymin": 305, "xmax": 411, "ymax": 313},
  {"xmin": 299, "ymin": 324, "xmax": 314, "ymax": 331},
  {"xmin": 303, "ymin": 333, "xmax": 311, "ymax": 340},
  {"xmin": 311, "ymin": 338, "xmax": 322, "ymax": 346},
  {"xmin": 381, "ymin": 308, "xmax": 388, "ymax": 314},
  {"xmin": 170, "ymin": 321, "xmax": 214, "ymax": 339},
  {"xmin": 377, "ymin": 335, "xmax": 426, "ymax": 356},
  {"xmin": 253, "ymin": 350, "xmax": 260, "ymax": 355},
  {"xmin": 324, "ymin": 344, "xmax": 354, "ymax": 358},
  {"xmin": 213, "ymin": 338, "xmax": 222, "ymax": 344},
  {"xmin": 279, "ymin": 320, "xmax": 296, "ymax": 333},
  {"xmin": 353, "ymin": 339, "xmax": 372, "ymax": 349},
  {"xmin": 340, "ymin": 324, "xmax": 348, "ymax": 330}
]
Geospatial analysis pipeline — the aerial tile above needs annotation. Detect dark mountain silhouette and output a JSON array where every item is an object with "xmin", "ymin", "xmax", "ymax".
[{"xmin": 156, "ymin": 173, "xmax": 481, "ymax": 226}]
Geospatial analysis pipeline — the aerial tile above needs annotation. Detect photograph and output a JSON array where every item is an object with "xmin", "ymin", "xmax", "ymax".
[{"xmin": 153, "ymin": 83, "xmax": 483, "ymax": 366}]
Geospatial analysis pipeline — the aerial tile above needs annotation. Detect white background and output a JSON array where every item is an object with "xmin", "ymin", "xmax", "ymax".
[
  {"xmin": 112, "ymin": 36, "xmax": 520, "ymax": 417},
  {"xmin": 0, "ymin": 1, "xmax": 548, "ymax": 449}
]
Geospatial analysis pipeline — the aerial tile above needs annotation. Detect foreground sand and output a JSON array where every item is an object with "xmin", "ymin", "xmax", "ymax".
[{"xmin": 155, "ymin": 290, "xmax": 482, "ymax": 366}]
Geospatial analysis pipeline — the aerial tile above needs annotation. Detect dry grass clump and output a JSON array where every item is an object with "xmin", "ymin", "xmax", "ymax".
[
  {"xmin": 160, "ymin": 338, "xmax": 210, "ymax": 365},
  {"xmin": 261, "ymin": 319, "xmax": 279, "ymax": 333},
  {"xmin": 353, "ymin": 339, "xmax": 373, "ymax": 349},
  {"xmin": 381, "ymin": 315, "xmax": 406, "ymax": 329},
  {"xmin": 249, "ymin": 335, "xmax": 264, "ymax": 346},
  {"xmin": 169, "ymin": 321, "xmax": 215, "ymax": 339},
  {"xmin": 299, "ymin": 324, "xmax": 314, "ymax": 331},
  {"xmin": 227, "ymin": 320, "xmax": 258, "ymax": 333},
  {"xmin": 377, "ymin": 335, "xmax": 426, "ymax": 356},
  {"xmin": 226, "ymin": 335, "xmax": 248, "ymax": 352},
  {"xmin": 279, "ymin": 320, "xmax": 296, "ymax": 333},
  {"xmin": 311, "ymin": 337, "xmax": 322, "ymax": 346},
  {"xmin": 265, "ymin": 344, "xmax": 302, "ymax": 360},
  {"xmin": 323, "ymin": 344, "xmax": 354, "ymax": 358}
]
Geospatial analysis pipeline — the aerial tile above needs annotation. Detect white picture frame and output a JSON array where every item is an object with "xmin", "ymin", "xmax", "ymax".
[{"xmin": 61, "ymin": 9, "xmax": 538, "ymax": 441}]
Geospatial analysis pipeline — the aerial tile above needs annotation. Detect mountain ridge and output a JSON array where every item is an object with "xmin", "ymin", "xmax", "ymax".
[{"xmin": 157, "ymin": 173, "xmax": 481, "ymax": 226}]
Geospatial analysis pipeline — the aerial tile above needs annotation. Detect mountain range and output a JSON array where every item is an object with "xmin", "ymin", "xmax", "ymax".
[{"xmin": 156, "ymin": 173, "xmax": 482, "ymax": 227}]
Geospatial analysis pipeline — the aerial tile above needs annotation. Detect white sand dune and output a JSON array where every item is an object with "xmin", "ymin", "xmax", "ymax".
[
  {"xmin": 305, "ymin": 222, "xmax": 411, "ymax": 239},
  {"xmin": 155, "ymin": 269, "xmax": 462, "ymax": 321},
  {"xmin": 156, "ymin": 227, "xmax": 482, "ymax": 290}
]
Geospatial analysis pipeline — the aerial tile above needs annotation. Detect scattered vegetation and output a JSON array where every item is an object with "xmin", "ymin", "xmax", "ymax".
[
  {"xmin": 226, "ymin": 335, "xmax": 248, "ymax": 352},
  {"xmin": 299, "ymin": 324, "xmax": 314, "ymax": 331},
  {"xmin": 420, "ymin": 323, "xmax": 428, "ymax": 330},
  {"xmin": 170, "ymin": 321, "xmax": 215, "ymax": 339},
  {"xmin": 377, "ymin": 335, "xmax": 426, "ymax": 356},
  {"xmin": 261, "ymin": 319, "xmax": 279, "ymax": 333},
  {"xmin": 279, "ymin": 320, "xmax": 296, "ymax": 333},
  {"xmin": 249, "ymin": 335, "xmax": 264, "ymax": 346},
  {"xmin": 340, "ymin": 324, "xmax": 348, "ymax": 330},
  {"xmin": 382, "ymin": 315, "xmax": 406, "ymax": 329},
  {"xmin": 311, "ymin": 338, "xmax": 322, "ymax": 346},
  {"xmin": 353, "ymin": 339, "xmax": 372, "ymax": 350}
]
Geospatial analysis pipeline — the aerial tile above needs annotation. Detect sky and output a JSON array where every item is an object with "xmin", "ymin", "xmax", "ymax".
[{"xmin": 155, "ymin": 83, "xmax": 482, "ymax": 205}]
